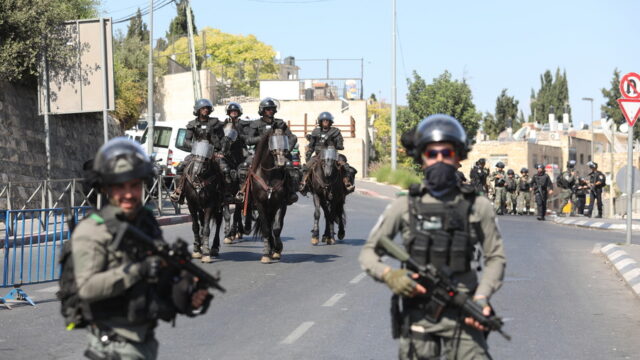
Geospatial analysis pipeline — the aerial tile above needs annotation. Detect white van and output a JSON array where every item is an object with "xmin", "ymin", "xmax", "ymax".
[{"xmin": 140, "ymin": 121, "xmax": 191, "ymax": 176}]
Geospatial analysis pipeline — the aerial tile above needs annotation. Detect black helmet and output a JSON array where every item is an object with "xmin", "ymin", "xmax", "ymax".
[
  {"xmin": 495, "ymin": 161, "xmax": 505, "ymax": 168},
  {"xmin": 413, "ymin": 114, "xmax": 470, "ymax": 161},
  {"xmin": 588, "ymin": 161, "xmax": 598, "ymax": 169},
  {"xmin": 478, "ymin": 158, "xmax": 486, "ymax": 165},
  {"xmin": 93, "ymin": 137, "xmax": 154, "ymax": 186},
  {"xmin": 507, "ymin": 169, "xmax": 515, "ymax": 175},
  {"xmin": 401, "ymin": 127, "xmax": 417, "ymax": 159},
  {"xmin": 317, "ymin": 111, "xmax": 334, "ymax": 126},
  {"xmin": 521, "ymin": 167, "xmax": 528, "ymax": 174},
  {"xmin": 226, "ymin": 102, "xmax": 243, "ymax": 116},
  {"xmin": 567, "ymin": 160, "xmax": 576, "ymax": 169},
  {"xmin": 193, "ymin": 98, "xmax": 213, "ymax": 116},
  {"xmin": 258, "ymin": 97, "xmax": 279, "ymax": 116},
  {"xmin": 536, "ymin": 163, "xmax": 545, "ymax": 170}
]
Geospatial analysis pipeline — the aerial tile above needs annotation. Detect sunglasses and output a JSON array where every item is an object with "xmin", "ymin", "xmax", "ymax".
[{"xmin": 423, "ymin": 148, "xmax": 456, "ymax": 159}]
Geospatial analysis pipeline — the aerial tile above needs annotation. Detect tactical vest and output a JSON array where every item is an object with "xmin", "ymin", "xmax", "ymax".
[
  {"xmin": 405, "ymin": 185, "xmax": 478, "ymax": 274},
  {"xmin": 518, "ymin": 176, "xmax": 531, "ymax": 191},
  {"xmin": 557, "ymin": 171, "xmax": 574, "ymax": 189},
  {"xmin": 190, "ymin": 117, "xmax": 221, "ymax": 143},
  {"xmin": 494, "ymin": 172, "xmax": 506, "ymax": 187}
]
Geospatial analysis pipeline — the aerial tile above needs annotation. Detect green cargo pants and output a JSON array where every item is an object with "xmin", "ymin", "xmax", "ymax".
[
  {"xmin": 493, "ymin": 187, "xmax": 506, "ymax": 214},
  {"xmin": 518, "ymin": 192, "xmax": 532, "ymax": 214},
  {"xmin": 558, "ymin": 188, "xmax": 575, "ymax": 215},
  {"xmin": 86, "ymin": 332, "xmax": 158, "ymax": 360}
]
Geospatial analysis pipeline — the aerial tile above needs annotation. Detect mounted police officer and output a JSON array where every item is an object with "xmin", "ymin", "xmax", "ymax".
[
  {"xmin": 243, "ymin": 97, "xmax": 300, "ymax": 205},
  {"xmin": 556, "ymin": 160, "xmax": 577, "ymax": 216},
  {"xmin": 531, "ymin": 164, "xmax": 553, "ymax": 221},
  {"xmin": 299, "ymin": 111, "xmax": 357, "ymax": 195},
  {"xmin": 219, "ymin": 102, "xmax": 249, "ymax": 203},
  {"xmin": 469, "ymin": 158, "xmax": 488, "ymax": 195},
  {"xmin": 490, "ymin": 162, "xmax": 507, "ymax": 215},
  {"xmin": 72, "ymin": 138, "xmax": 211, "ymax": 359},
  {"xmin": 170, "ymin": 98, "xmax": 224, "ymax": 203},
  {"xmin": 517, "ymin": 168, "xmax": 532, "ymax": 215},
  {"xmin": 505, "ymin": 169, "xmax": 518, "ymax": 215},
  {"xmin": 359, "ymin": 114, "xmax": 506, "ymax": 360},
  {"xmin": 586, "ymin": 161, "xmax": 606, "ymax": 218}
]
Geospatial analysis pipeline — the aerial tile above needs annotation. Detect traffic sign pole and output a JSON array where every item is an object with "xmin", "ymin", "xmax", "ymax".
[{"xmin": 627, "ymin": 125, "xmax": 633, "ymax": 245}]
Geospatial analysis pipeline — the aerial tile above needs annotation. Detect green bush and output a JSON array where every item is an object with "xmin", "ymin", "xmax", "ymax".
[{"xmin": 371, "ymin": 164, "xmax": 421, "ymax": 189}]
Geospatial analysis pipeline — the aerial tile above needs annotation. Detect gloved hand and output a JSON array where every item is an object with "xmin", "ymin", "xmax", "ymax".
[
  {"xmin": 382, "ymin": 269, "xmax": 417, "ymax": 297},
  {"xmin": 138, "ymin": 256, "xmax": 163, "ymax": 279}
]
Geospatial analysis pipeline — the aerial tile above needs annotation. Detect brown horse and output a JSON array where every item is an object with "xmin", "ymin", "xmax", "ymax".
[
  {"xmin": 244, "ymin": 129, "xmax": 291, "ymax": 263},
  {"xmin": 183, "ymin": 150, "xmax": 224, "ymax": 262},
  {"xmin": 308, "ymin": 147, "xmax": 347, "ymax": 245}
]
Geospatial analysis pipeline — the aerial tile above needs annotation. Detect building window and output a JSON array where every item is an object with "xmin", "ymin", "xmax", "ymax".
[{"xmin": 580, "ymin": 154, "xmax": 584, "ymax": 164}]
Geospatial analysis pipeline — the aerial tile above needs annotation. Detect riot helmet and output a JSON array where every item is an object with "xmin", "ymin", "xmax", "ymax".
[
  {"xmin": 258, "ymin": 97, "xmax": 279, "ymax": 116},
  {"xmin": 93, "ymin": 137, "xmax": 154, "ymax": 186},
  {"xmin": 412, "ymin": 114, "xmax": 471, "ymax": 161},
  {"xmin": 495, "ymin": 162, "xmax": 505, "ymax": 169},
  {"xmin": 317, "ymin": 111, "xmax": 334, "ymax": 126},
  {"xmin": 478, "ymin": 158, "xmax": 486, "ymax": 166},
  {"xmin": 193, "ymin": 98, "xmax": 214, "ymax": 116},
  {"xmin": 507, "ymin": 169, "xmax": 515, "ymax": 175},
  {"xmin": 535, "ymin": 163, "xmax": 545, "ymax": 171},
  {"xmin": 567, "ymin": 160, "xmax": 576, "ymax": 169},
  {"xmin": 520, "ymin": 167, "xmax": 528, "ymax": 174},
  {"xmin": 226, "ymin": 102, "xmax": 243, "ymax": 117},
  {"xmin": 588, "ymin": 161, "xmax": 598, "ymax": 169}
]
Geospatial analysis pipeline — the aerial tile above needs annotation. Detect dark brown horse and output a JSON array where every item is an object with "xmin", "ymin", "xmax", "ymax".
[
  {"xmin": 308, "ymin": 147, "xmax": 346, "ymax": 245},
  {"xmin": 244, "ymin": 129, "xmax": 290, "ymax": 263},
  {"xmin": 183, "ymin": 146, "xmax": 224, "ymax": 262}
]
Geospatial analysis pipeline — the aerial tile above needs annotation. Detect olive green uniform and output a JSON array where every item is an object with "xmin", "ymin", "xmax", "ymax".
[
  {"xmin": 489, "ymin": 170, "xmax": 506, "ymax": 214},
  {"xmin": 505, "ymin": 176, "xmax": 518, "ymax": 215},
  {"xmin": 517, "ymin": 175, "xmax": 532, "ymax": 215},
  {"xmin": 557, "ymin": 171, "xmax": 576, "ymax": 216},
  {"xmin": 72, "ymin": 205, "xmax": 165, "ymax": 359},
  {"xmin": 359, "ymin": 185, "xmax": 506, "ymax": 360}
]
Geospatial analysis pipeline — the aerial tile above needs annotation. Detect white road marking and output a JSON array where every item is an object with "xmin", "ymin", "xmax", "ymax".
[
  {"xmin": 281, "ymin": 321, "xmax": 314, "ymax": 344},
  {"xmin": 37, "ymin": 285, "xmax": 59, "ymax": 293},
  {"xmin": 349, "ymin": 272, "xmax": 367, "ymax": 284},
  {"xmin": 322, "ymin": 293, "xmax": 345, "ymax": 307}
]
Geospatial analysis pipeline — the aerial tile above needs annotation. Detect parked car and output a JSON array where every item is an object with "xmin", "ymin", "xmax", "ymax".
[{"xmin": 139, "ymin": 121, "xmax": 190, "ymax": 176}]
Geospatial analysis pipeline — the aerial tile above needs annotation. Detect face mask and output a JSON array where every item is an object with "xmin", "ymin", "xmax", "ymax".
[{"xmin": 423, "ymin": 162, "xmax": 458, "ymax": 198}]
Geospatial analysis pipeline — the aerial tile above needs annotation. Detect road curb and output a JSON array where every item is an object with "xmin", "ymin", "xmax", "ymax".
[
  {"xmin": 354, "ymin": 188, "xmax": 395, "ymax": 201},
  {"xmin": 157, "ymin": 214, "xmax": 192, "ymax": 226},
  {"xmin": 552, "ymin": 216, "xmax": 640, "ymax": 231},
  {"xmin": 600, "ymin": 243, "xmax": 640, "ymax": 297}
]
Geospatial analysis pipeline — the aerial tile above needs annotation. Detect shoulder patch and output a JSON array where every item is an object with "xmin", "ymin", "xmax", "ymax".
[{"xmin": 89, "ymin": 213, "xmax": 104, "ymax": 224}]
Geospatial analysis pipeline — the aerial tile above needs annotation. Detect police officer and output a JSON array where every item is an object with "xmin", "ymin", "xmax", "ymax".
[
  {"xmin": 299, "ymin": 111, "xmax": 357, "ymax": 195},
  {"xmin": 586, "ymin": 161, "xmax": 606, "ymax": 218},
  {"xmin": 73, "ymin": 138, "xmax": 211, "ymax": 359},
  {"xmin": 170, "ymin": 99, "xmax": 224, "ymax": 203},
  {"xmin": 219, "ymin": 102, "xmax": 249, "ymax": 203},
  {"xmin": 359, "ymin": 114, "xmax": 506, "ymax": 360},
  {"xmin": 469, "ymin": 158, "xmax": 488, "ymax": 195},
  {"xmin": 531, "ymin": 164, "xmax": 553, "ymax": 221},
  {"xmin": 557, "ymin": 160, "xmax": 577, "ymax": 216},
  {"xmin": 505, "ymin": 169, "xmax": 518, "ymax": 215},
  {"xmin": 517, "ymin": 168, "xmax": 532, "ymax": 215},
  {"xmin": 574, "ymin": 177, "xmax": 589, "ymax": 216},
  {"xmin": 243, "ymin": 97, "xmax": 299, "ymax": 205},
  {"xmin": 490, "ymin": 162, "xmax": 507, "ymax": 215}
]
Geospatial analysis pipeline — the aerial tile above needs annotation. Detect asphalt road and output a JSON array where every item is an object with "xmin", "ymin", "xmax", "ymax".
[{"xmin": 2, "ymin": 192, "xmax": 640, "ymax": 359}]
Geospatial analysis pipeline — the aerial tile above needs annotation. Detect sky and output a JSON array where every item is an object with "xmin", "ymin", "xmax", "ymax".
[{"xmin": 101, "ymin": 0, "xmax": 640, "ymax": 127}]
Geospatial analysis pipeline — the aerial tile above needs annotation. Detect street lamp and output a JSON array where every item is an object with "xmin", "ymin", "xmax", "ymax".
[{"xmin": 582, "ymin": 97, "xmax": 594, "ymax": 159}]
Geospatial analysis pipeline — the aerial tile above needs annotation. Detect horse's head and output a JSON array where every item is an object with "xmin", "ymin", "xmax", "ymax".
[
  {"xmin": 268, "ymin": 129, "xmax": 290, "ymax": 167},
  {"xmin": 190, "ymin": 140, "xmax": 215, "ymax": 177},
  {"xmin": 319, "ymin": 146, "xmax": 338, "ymax": 177}
]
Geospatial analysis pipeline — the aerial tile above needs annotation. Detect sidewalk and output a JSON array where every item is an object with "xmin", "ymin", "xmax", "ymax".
[
  {"xmin": 354, "ymin": 178, "xmax": 406, "ymax": 201},
  {"xmin": 552, "ymin": 215, "xmax": 640, "ymax": 231},
  {"xmin": 597, "ymin": 243, "xmax": 640, "ymax": 299}
]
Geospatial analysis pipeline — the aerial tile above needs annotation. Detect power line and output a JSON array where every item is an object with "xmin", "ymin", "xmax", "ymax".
[
  {"xmin": 103, "ymin": 1, "xmax": 153, "ymax": 15},
  {"xmin": 113, "ymin": 0, "xmax": 175, "ymax": 24}
]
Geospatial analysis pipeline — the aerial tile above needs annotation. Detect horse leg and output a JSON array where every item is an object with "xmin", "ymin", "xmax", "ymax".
[
  {"xmin": 223, "ymin": 203, "xmax": 233, "ymax": 244},
  {"xmin": 256, "ymin": 203, "xmax": 272, "ymax": 264},
  {"xmin": 271, "ymin": 206, "xmax": 287, "ymax": 260},
  {"xmin": 199, "ymin": 208, "xmax": 213, "ymax": 263},
  {"xmin": 337, "ymin": 202, "xmax": 346, "ymax": 240},
  {"xmin": 211, "ymin": 209, "xmax": 222, "ymax": 257},
  {"xmin": 311, "ymin": 192, "xmax": 321, "ymax": 245},
  {"xmin": 322, "ymin": 200, "xmax": 335, "ymax": 245},
  {"xmin": 189, "ymin": 203, "xmax": 202, "ymax": 259},
  {"xmin": 233, "ymin": 205, "xmax": 243, "ymax": 240}
]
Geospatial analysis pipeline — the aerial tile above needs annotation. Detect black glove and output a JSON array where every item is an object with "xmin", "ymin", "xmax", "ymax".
[{"xmin": 139, "ymin": 256, "xmax": 162, "ymax": 279}]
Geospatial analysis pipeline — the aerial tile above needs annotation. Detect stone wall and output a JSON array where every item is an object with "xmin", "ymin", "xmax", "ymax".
[{"xmin": 0, "ymin": 80, "xmax": 122, "ymax": 209}]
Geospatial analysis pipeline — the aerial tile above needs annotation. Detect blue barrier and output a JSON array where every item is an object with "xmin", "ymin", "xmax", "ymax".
[{"xmin": 1, "ymin": 207, "xmax": 90, "ymax": 307}]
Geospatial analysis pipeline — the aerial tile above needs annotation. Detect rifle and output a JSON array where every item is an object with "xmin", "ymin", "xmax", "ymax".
[
  {"xmin": 376, "ymin": 236, "xmax": 511, "ymax": 341},
  {"xmin": 113, "ymin": 222, "xmax": 226, "ymax": 305}
]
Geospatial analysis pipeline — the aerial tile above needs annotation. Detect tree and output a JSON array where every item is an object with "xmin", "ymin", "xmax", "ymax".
[
  {"xmin": 166, "ymin": 0, "xmax": 196, "ymax": 43},
  {"xmin": 160, "ymin": 27, "xmax": 278, "ymax": 99},
  {"xmin": 368, "ymin": 100, "xmax": 418, "ymax": 169},
  {"xmin": 126, "ymin": 8, "xmax": 149, "ymax": 43},
  {"xmin": 482, "ymin": 112, "xmax": 501, "ymax": 140},
  {"xmin": 0, "ymin": 0, "xmax": 100, "ymax": 83},
  {"xmin": 369, "ymin": 93, "xmax": 377, "ymax": 102},
  {"xmin": 529, "ymin": 68, "xmax": 570, "ymax": 123},
  {"xmin": 482, "ymin": 89, "xmax": 520, "ymax": 139},
  {"xmin": 406, "ymin": 71, "xmax": 482, "ymax": 140}
]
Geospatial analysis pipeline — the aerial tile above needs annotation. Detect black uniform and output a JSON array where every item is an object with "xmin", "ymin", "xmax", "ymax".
[
  {"xmin": 218, "ymin": 118, "xmax": 250, "ymax": 202},
  {"xmin": 185, "ymin": 117, "xmax": 224, "ymax": 151},
  {"xmin": 531, "ymin": 172, "xmax": 553, "ymax": 220},
  {"xmin": 573, "ymin": 179, "xmax": 589, "ymax": 216},
  {"xmin": 469, "ymin": 165, "xmax": 488, "ymax": 194},
  {"xmin": 304, "ymin": 126, "xmax": 357, "ymax": 187},
  {"xmin": 587, "ymin": 170, "xmax": 606, "ymax": 218}
]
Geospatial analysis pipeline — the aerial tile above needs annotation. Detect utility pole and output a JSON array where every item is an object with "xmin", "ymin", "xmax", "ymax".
[
  {"xmin": 146, "ymin": 0, "xmax": 155, "ymax": 156},
  {"xmin": 582, "ymin": 97, "xmax": 594, "ymax": 159},
  {"xmin": 390, "ymin": 0, "xmax": 397, "ymax": 170},
  {"xmin": 185, "ymin": 0, "xmax": 201, "ymax": 101}
]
